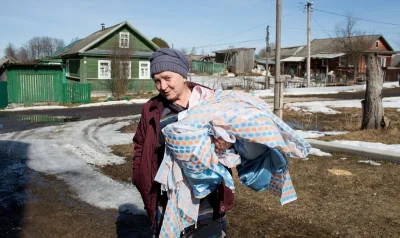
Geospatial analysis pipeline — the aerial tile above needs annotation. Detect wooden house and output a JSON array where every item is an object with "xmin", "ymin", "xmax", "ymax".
[
  {"xmin": 213, "ymin": 47, "xmax": 255, "ymax": 74},
  {"xmin": 49, "ymin": 21, "xmax": 159, "ymax": 92}
]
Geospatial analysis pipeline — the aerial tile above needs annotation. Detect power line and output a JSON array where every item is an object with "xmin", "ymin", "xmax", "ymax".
[
  {"xmin": 195, "ymin": 37, "xmax": 265, "ymax": 50},
  {"xmin": 314, "ymin": 8, "xmax": 400, "ymax": 27},
  {"xmin": 312, "ymin": 15, "xmax": 333, "ymax": 39},
  {"xmin": 194, "ymin": 9, "xmax": 302, "ymax": 48}
]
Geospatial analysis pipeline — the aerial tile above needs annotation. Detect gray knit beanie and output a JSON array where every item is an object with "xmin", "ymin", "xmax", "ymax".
[{"xmin": 150, "ymin": 48, "xmax": 189, "ymax": 79}]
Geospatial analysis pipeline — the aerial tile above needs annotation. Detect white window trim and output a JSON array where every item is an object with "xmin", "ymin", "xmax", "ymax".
[
  {"xmin": 139, "ymin": 61, "xmax": 150, "ymax": 79},
  {"xmin": 381, "ymin": 57, "xmax": 386, "ymax": 67},
  {"xmin": 98, "ymin": 60, "xmax": 111, "ymax": 79},
  {"xmin": 66, "ymin": 60, "xmax": 70, "ymax": 76},
  {"xmin": 120, "ymin": 61, "xmax": 132, "ymax": 79},
  {"xmin": 119, "ymin": 32, "xmax": 130, "ymax": 48},
  {"xmin": 375, "ymin": 41, "xmax": 379, "ymax": 48}
]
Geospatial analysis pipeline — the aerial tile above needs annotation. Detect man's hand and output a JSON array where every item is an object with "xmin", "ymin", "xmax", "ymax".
[{"xmin": 212, "ymin": 136, "xmax": 233, "ymax": 155}]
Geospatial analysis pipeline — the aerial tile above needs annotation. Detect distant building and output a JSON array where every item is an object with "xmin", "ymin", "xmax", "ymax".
[{"xmin": 213, "ymin": 47, "xmax": 255, "ymax": 74}]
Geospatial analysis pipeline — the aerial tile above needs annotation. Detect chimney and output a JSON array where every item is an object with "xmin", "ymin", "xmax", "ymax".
[{"xmin": 101, "ymin": 23, "xmax": 105, "ymax": 31}]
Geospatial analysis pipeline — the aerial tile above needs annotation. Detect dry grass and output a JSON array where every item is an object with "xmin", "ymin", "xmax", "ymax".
[
  {"xmin": 118, "ymin": 120, "xmax": 139, "ymax": 134},
  {"xmin": 228, "ymin": 154, "xmax": 400, "ymax": 237},
  {"xmin": 98, "ymin": 144, "xmax": 134, "ymax": 183},
  {"xmin": 283, "ymin": 108, "xmax": 400, "ymax": 144},
  {"xmin": 108, "ymin": 143, "xmax": 400, "ymax": 237}
]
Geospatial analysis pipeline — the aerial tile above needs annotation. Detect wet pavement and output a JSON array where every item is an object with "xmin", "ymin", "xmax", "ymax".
[{"xmin": 0, "ymin": 104, "xmax": 143, "ymax": 133}]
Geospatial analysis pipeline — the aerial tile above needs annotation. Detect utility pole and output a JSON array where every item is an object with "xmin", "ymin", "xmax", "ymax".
[
  {"xmin": 274, "ymin": 0, "xmax": 283, "ymax": 118},
  {"xmin": 306, "ymin": 1, "xmax": 313, "ymax": 87},
  {"xmin": 266, "ymin": 25, "xmax": 270, "ymax": 89}
]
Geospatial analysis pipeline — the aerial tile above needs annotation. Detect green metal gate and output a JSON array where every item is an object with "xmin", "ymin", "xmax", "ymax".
[
  {"xmin": 0, "ymin": 81, "xmax": 8, "ymax": 109},
  {"xmin": 62, "ymin": 83, "xmax": 91, "ymax": 103}
]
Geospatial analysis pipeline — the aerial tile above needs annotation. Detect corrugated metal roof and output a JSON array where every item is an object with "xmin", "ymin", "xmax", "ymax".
[
  {"xmin": 281, "ymin": 56, "xmax": 305, "ymax": 62},
  {"xmin": 311, "ymin": 53, "xmax": 345, "ymax": 59},
  {"xmin": 255, "ymin": 59, "xmax": 275, "ymax": 65}
]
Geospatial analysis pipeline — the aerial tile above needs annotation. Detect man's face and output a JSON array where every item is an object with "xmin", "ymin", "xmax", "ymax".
[{"xmin": 153, "ymin": 71, "xmax": 186, "ymax": 102}]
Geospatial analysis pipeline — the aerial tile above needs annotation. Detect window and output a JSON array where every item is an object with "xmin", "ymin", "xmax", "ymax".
[
  {"xmin": 348, "ymin": 56, "xmax": 355, "ymax": 67},
  {"xmin": 339, "ymin": 57, "xmax": 344, "ymax": 67},
  {"xmin": 119, "ymin": 32, "xmax": 129, "ymax": 48},
  {"xmin": 139, "ymin": 61, "xmax": 150, "ymax": 79},
  {"xmin": 322, "ymin": 58, "xmax": 327, "ymax": 66},
  {"xmin": 375, "ymin": 41, "xmax": 379, "ymax": 48},
  {"xmin": 120, "ymin": 61, "xmax": 131, "ymax": 79},
  {"xmin": 381, "ymin": 57, "xmax": 387, "ymax": 67},
  {"xmin": 98, "ymin": 60, "xmax": 111, "ymax": 79}
]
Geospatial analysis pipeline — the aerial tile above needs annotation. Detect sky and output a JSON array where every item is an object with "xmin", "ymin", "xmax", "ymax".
[{"xmin": 1, "ymin": 0, "xmax": 399, "ymax": 58}]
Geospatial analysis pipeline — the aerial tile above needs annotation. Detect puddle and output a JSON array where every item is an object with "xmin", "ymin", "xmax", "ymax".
[
  {"xmin": 17, "ymin": 115, "xmax": 81, "ymax": 123},
  {"xmin": 286, "ymin": 120, "xmax": 304, "ymax": 130}
]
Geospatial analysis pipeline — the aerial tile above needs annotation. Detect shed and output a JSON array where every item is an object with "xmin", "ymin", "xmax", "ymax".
[{"xmin": 213, "ymin": 47, "xmax": 255, "ymax": 74}]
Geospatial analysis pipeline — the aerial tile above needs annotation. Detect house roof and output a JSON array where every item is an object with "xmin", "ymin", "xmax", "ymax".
[
  {"xmin": 269, "ymin": 45, "xmax": 305, "ymax": 59},
  {"xmin": 52, "ymin": 21, "xmax": 159, "ymax": 57},
  {"xmin": 311, "ymin": 53, "xmax": 346, "ymax": 59},
  {"xmin": 0, "ymin": 56, "xmax": 18, "ymax": 66},
  {"xmin": 281, "ymin": 56, "xmax": 305, "ymax": 62},
  {"xmin": 213, "ymin": 47, "xmax": 255, "ymax": 54},
  {"xmin": 295, "ymin": 35, "xmax": 393, "ymax": 57},
  {"xmin": 391, "ymin": 55, "xmax": 400, "ymax": 67}
]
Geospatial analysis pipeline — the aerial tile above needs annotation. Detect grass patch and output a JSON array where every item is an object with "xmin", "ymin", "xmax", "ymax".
[
  {"xmin": 107, "ymin": 142, "xmax": 400, "ymax": 237},
  {"xmin": 118, "ymin": 120, "xmax": 139, "ymax": 134},
  {"xmin": 283, "ymin": 108, "xmax": 399, "ymax": 133},
  {"xmin": 228, "ymin": 153, "xmax": 400, "ymax": 237},
  {"xmin": 99, "ymin": 144, "xmax": 133, "ymax": 183}
]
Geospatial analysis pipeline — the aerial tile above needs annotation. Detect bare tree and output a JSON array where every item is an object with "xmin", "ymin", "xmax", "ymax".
[
  {"xmin": 17, "ymin": 46, "xmax": 29, "ymax": 62},
  {"xmin": 26, "ymin": 36, "xmax": 65, "ymax": 60},
  {"xmin": 334, "ymin": 15, "xmax": 371, "ymax": 81},
  {"xmin": 103, "ymin": 39, "xmax": 134, "ymax": 99},
  {"xmin": 190, "ymin": 47, "xmax": 197, "ymax": 55},
  {"xmin": 180, "ymin": 47, "xmax": 188, "ymax": 55},
  {"xmin": 257, "ymin": 42, "xmax": 276, "ymax": 58},
  {"xmin": 4, "ymin": 43, "xmax": 17, "ymax": 59},
  {"xmin": 335, "ymin": 14, "xmax": 385, "ymax": 129}
]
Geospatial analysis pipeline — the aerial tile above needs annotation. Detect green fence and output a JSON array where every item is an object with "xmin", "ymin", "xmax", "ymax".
[
  {"xmin": 0, "ymin": 81, "xmax": 8, "ymax": 109},
  {"xmin": 62, "ymin": 83, "xmax": 91, "ymax": 103},
  {"xmin": 6, "ymin": 66, "xmax": 90, "ymax": 104},
  {"xmin": 192, "ymin": 61, "xmax": 226, "ymax": 74}
]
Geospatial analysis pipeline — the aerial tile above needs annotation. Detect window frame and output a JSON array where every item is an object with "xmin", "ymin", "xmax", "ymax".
[
  {"xmin": 119, "ymin": 32, "xmax": 130, "ymax": 48},
  {"xmin": 139, "ymin": 61, "xmax": 150, "ymax": 79},
  {"xmin": 98, "ymin": 60, "xmax": 112, "ymax": 79},
  {"xmin": 381, "ymin": 57, "xmax": 386, "ymax": 67},
  {"xmin": 375, "ymin": 41, "xmax": 379, "ymax": 48}
]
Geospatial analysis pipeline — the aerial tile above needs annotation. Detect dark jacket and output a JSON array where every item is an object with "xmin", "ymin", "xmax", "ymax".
[{"xmin": 132, "ymin": 82, "xmax": 234, "ymax": 225}]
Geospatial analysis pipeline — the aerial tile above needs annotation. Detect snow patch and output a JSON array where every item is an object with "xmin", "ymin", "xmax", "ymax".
[
  {"xmin": 295, "ymin": 130, "xmax": 348, "ymax": 139},
  {"xmin": 285, "ymin": 97, "xmax": 400, "ymax": 114},
  {"xmin": 253, "ymin": 82, "xmax": 398, "ymax": 98},
  {"xmin": 330, "ymin": 140, "xmax": 400, "ymax": 154},
  {"xmin": 0, "ymin": 115, "xmax": 145, "ymax": 214},
  {"xmin": 309, "ymin": 148, "xmax": 332, "ymax": 157}
]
